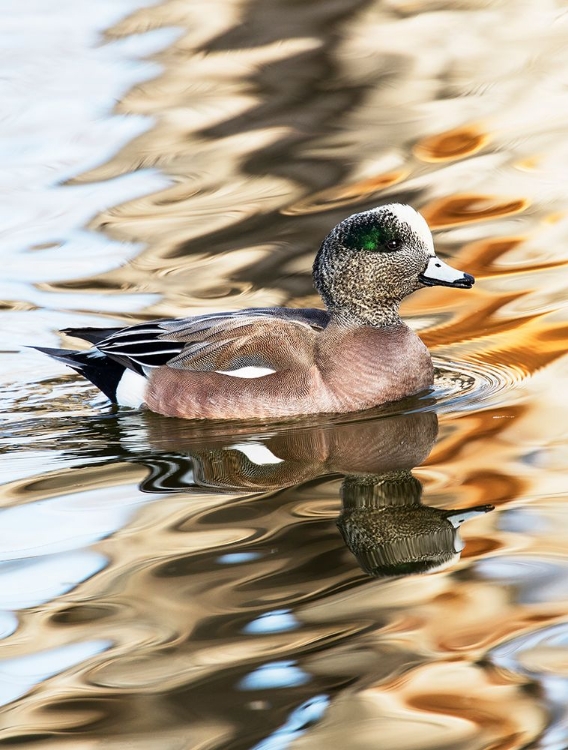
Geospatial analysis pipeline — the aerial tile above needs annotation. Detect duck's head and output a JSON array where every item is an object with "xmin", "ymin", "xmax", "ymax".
[{"xmin": 313, "ymin": 203, "xmax": 474, "ymax": 326}]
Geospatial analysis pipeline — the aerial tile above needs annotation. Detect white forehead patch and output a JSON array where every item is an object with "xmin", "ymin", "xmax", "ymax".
[{"xmin": 377, "ymin": 204, "xmax": 435, "ymax": 256}]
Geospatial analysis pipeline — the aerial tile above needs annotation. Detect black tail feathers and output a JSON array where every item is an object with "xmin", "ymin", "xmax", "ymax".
[
  {"xmin": 61, "ymin": 326, "xmax": 122, "ymax": 345},
  {"xmin": 33, "ymin": 346, "xmax": 125, "ymax": 403}
]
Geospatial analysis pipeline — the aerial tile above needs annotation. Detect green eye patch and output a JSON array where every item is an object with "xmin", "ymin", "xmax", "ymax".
[{"xmin": 342, "ymin": 216, "xmax": 402, "ymax": 252}]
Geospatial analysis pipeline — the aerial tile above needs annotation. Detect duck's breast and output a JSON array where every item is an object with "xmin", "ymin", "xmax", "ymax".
[{"xmin": 317, "ymin": 323, "xmax": 434, "ymax": 411}]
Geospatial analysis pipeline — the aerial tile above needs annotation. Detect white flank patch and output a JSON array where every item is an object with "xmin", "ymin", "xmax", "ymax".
[
  {"xmin": 215, "ymin": 366, "xmax": 276, "ymax": 378},
  {"xmin": 421, "ymin": 256, "xmax": 468, "ymax": 284},
  {"xmin": 381, "ymin": 203, "xmax": 435, "ymax": 255},
  {"xmin": 228, "ymin": 442, "xmax": 284, "ymax": 466},
  {"xmin": 115, "ymin": 369, "xmax": 147, "ymax": 408}
]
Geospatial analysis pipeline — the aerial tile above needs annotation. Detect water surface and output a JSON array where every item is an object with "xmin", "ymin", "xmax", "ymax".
[{"xmin": 3, "ymin": 0, "xmax": 568, "ymax": 747}]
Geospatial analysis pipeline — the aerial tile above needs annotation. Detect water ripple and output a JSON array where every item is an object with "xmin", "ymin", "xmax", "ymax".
[{"xmin": 433, "ymin": 355, "xmax": 527, "ymax": 412}]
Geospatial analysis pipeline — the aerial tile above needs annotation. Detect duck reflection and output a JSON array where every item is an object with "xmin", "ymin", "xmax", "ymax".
[
  {"xmin": 127, "ymin": 409, "xmax": 493, "ymax": 578},
  {"xmin": 338, "ymin": 471, "xmax": 492, "ymax": 577}
]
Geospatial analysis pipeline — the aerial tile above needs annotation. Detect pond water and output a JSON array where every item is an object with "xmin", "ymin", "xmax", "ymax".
[{"xmin": 3, "ymin": 0, "xmax": 568, "ymax": 747}]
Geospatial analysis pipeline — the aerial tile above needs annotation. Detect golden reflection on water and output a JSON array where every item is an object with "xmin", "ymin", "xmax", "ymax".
[
  {"xmin": 4, "ymin": 0, "xmax": 568, "ymax": 747},
  {"xmin": 413, "ymin": 124, "xmax": 490, "ymax": 163}
]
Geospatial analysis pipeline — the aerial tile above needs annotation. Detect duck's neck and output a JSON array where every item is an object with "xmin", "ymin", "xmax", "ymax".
[{"xmin": 328, "ymin": 299, "xmax": 403, "ymax": 328}]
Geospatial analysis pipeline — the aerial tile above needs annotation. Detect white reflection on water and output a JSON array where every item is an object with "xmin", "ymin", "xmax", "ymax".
[
  {"xmin": 0, "ymin": 0, "xmax": 180, "ymax": 323},
  {"xmin": 0, "ymin": 551, "xmax": 107, "ymax": 609},
  {"xmin": 477, "ymin": 553, "xmax": 568, "ymax": 603},
  {"xmin": 0, "ymin": 612, "xmax": 18, "ymax": 641},
  {"xmin": 489, "ymin": 623, "xmax": 568, "ymax": 750},
  {"xmin": 0, "ymin": 485, "xmax": 159, "ymax": 561},
  {"xmin": 0, "ymin": 639, "xmax": 111, "ymax": 707}
]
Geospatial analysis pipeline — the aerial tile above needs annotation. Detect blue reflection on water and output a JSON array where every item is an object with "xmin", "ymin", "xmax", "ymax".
[
  {"xmin": 217, "ymin": 552, "xmax": 262, "ymax": 564},
  {"xmin": 252, "ymin": 694, "xmax": 330, "ymax": 750},
  {"xmin": 243, "ymin": 609, "xmax": 299, "ymax": 634},
  {"xmin": 238, "ymin": 660, "xmax": 310, "ymax": 690}
]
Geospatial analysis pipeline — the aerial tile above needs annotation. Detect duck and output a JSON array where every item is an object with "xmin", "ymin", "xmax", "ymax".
[{"xmin": 34, "ymin": 204, "xmax": 474, "ymax": 420}]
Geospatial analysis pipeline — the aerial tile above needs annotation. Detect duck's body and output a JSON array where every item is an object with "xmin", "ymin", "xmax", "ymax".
[
  {"xmin": 145, "ymin": 318, "xmax": 432, "ymax": 419},
  {"xmin": 35, "ymin": 204, "xmax": 473, "ymax": 420}
]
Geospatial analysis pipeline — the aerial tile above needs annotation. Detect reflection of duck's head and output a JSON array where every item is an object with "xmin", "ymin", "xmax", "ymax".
[{"xmin": 337, "ymin": 471, "xmax": 493, "ymax": 577}]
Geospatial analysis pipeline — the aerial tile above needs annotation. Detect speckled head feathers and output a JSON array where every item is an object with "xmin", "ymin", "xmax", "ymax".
[{"xmin": 313, "ymin": 204, "xmax": 438, "ymax": 326}]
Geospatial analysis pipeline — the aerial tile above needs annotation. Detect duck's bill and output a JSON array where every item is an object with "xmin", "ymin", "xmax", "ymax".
[{"xmin": 419, "ymin": 256, "xmax": 475, "ymax": 289}]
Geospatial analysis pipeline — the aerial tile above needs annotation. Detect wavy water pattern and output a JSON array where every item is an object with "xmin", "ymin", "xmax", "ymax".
[
  {"xmin": 2, "ymin": 0, "xmax": 568, "ymax": 748},
  {"xmin": 433, "ymin": 356, "xmax": 527, "ymax": 413}
]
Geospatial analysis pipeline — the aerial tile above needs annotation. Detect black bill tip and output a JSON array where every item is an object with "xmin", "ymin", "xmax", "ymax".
[
  {"xmin": 418, "ymin": 272, "xmax": 475, "ymax": 289},
  {"xmin": 454, "ymin": 272, "xmax": 475, "ymax": 289}
]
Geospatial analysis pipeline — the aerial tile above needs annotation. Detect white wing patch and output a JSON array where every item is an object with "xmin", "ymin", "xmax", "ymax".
[
  {"xmin": 115, "ymin": 369, "xmax": 147, "ymax": 408},
  {"xmin": 228, "ymin": 442, "xmax": 284, "ymax": 465},
  {"xmin": 215, "ymin": 366, "xmax": 276, "ymax": 378}
]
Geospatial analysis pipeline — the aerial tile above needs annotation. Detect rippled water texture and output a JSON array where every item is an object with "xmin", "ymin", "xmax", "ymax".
[{"xmin": 3, "ymin": 0, "xmax": 568, "ymax": 747}]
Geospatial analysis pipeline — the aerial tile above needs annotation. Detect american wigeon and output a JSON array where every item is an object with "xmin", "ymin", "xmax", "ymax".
[{"xmin": 35, "ymin": 204, "xmax": 474, "ymax": 420}]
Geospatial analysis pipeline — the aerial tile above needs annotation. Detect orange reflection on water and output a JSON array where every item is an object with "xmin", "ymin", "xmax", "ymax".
[
  {"xmin": 422, "ymin": 194, "xmax": 530, "ymax": 230},
  {"xmin": 414, "ymin": 124, "xmax": 490, "ymax": 163},
  {"xmin": 282, "ymin": 170, "xmax": 409, "ymax": 215}
]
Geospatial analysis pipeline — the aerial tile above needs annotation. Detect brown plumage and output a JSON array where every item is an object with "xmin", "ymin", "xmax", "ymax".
[{"xmin": 34, "ymin": 203, "xmax": 474, "ymax": 419}]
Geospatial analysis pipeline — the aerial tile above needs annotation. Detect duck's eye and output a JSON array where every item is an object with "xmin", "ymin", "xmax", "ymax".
[{"xmin": 386, "ymin": 238, "xmax": 402, "ymax": 251}]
